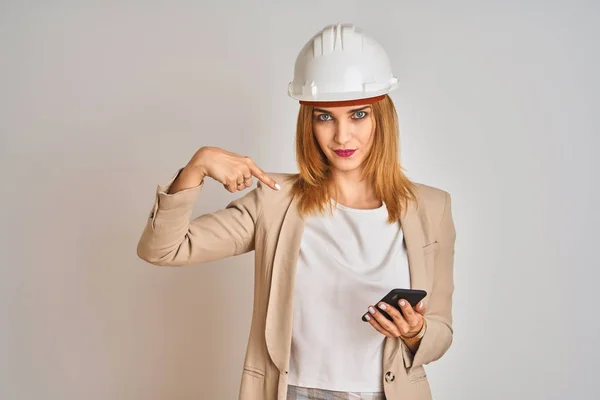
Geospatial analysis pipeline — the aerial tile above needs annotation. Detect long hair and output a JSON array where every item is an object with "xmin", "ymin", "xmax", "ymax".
[{"xmin": 289, "ymin": 94, "xmax": 416, "ymax": 223}]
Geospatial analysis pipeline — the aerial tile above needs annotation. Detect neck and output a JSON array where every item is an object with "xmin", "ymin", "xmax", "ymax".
[{"xmin": 329, "ymin": 168, "xmax": 381, "ymax": 209}]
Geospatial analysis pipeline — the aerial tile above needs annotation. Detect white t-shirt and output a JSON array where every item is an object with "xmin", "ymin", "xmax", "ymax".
[{"xmin": 287, "ymin": 200, "xmax": 411, "ymax": 392}]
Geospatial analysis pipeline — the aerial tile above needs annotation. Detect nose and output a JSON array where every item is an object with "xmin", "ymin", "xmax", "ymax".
[{"xmin": 334, "ymin": 120, "xmax": 352, "ymax": 145}]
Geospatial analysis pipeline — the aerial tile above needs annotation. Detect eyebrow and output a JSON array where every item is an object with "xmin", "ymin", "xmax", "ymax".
[{"xmin": 313, "ymin": 105, "xmax": 371, "ymax": 114}]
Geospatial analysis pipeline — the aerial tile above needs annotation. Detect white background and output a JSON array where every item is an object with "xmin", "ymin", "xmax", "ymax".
[{"xmin": 1, "ymin": 1, "xmax": 599, "ymax": 399}]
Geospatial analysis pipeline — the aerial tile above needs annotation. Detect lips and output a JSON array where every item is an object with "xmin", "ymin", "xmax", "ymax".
[{"xmin": 334, "ymin": 149, "xmax": 356, "ymax": 157}]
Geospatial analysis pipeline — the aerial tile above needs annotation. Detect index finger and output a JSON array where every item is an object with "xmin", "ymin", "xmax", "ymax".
[{"xmin": 249, "ymin": 163, "xmax": 280, "ymax": 191}]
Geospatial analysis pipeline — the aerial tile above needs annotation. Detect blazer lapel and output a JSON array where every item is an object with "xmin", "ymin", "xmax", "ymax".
[
  {"xmin": 383, "ymin": 198, "xmax": 428, "ymax": 365},
  {"xmin": 265, "ymin": 194, "xmax": 305, "ymax": 373},
  {"xmin": 400, "ymin": 198, "xmax": 427, "ymax": 291}
]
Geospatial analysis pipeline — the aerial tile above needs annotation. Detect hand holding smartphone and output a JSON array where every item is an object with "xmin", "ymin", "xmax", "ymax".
[{"xmin": 362, "ymin": 288, "xmax": 427, "ymax": 322}]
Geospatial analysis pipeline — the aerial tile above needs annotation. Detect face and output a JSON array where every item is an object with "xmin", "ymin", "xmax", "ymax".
[{"xmin": 312, "ymin": 104, "xmax": 376, "ymax": 174}]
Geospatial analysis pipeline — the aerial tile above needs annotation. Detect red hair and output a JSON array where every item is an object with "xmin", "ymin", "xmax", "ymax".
[{"xmin": 289, "ymin": 94, "xmax": 416, "ymax": 223}]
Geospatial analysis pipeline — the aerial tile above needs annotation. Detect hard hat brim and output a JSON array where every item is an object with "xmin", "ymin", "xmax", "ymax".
[{"xmin": 298, "ymin": 94, "xmax": 385, "ymax": 108}]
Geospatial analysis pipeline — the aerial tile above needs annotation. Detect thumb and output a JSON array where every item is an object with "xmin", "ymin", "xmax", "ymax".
[{"xmin": 416, "ymin": 300, "xmax": 427, "ymax": 315}]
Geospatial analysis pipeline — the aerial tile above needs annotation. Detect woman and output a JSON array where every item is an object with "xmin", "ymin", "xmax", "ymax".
[{"xmin": 137, "ymin": 24, "xmax": 456, "ymax": 400}]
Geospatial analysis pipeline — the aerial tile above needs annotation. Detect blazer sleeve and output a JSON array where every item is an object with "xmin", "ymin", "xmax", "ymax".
[
  {"xmin": 403, "ymin": 191, "xmax": 456, "ymax": 370},
  {"xmin": 136, "ymin": 169, "xmax": 264, "ymax": 266}
]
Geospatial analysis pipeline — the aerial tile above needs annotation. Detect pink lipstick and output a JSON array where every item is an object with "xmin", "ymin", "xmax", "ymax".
[{"xmin": 333, "ymin": 149, "xmax": 356, "ymax": 158}]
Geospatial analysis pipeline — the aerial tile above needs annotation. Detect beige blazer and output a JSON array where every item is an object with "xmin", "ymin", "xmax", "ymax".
[{"xmin": 137, "ymin": 171, "xmax": 456, "ymax": 400}]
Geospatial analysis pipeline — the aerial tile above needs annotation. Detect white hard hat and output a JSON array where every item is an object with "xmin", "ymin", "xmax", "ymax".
[{"xmin": 288, "ymin": 23, "xmax": 399, "ymax": 104}]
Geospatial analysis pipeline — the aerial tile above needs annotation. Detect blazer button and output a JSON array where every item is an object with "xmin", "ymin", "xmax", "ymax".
[{"xmin": 385, "ymin": 371, "xmax": 395, "ymax": 383}]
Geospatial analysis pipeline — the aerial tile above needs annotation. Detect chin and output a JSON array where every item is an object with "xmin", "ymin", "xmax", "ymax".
[{"xmin": 330, "ymin": 161, "xmax": 361, "ymax": 172}]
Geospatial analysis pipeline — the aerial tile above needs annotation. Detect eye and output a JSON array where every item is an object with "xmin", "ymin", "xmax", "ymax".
[
  {"xmin": 317, "ymin": 114, "xmax": 332, "ymax": 122},
  {"xmin": 353, "ymin": 111, "xmax": 367, "ymax": 119}
]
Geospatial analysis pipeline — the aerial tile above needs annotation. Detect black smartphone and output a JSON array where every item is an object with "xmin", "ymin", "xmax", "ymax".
[{"xmin": 362, "ymin": 288, "xmax": 427, "ymax": 322}]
